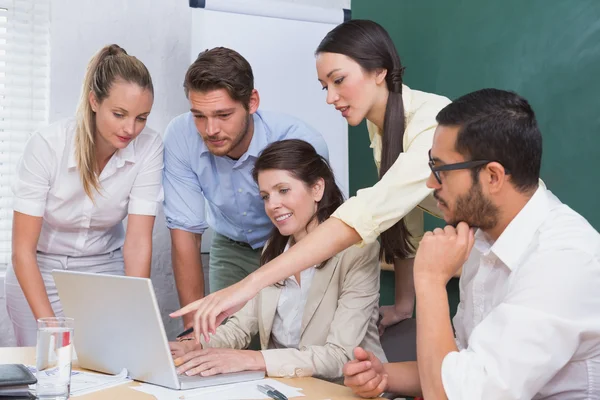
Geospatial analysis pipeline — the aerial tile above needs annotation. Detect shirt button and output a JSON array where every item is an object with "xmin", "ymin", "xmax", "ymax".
[
  {"xmin": 238, "ymin": 189, "xmax": 243, "ymax": 193},
  {"xmin": 248, "ymin": 229, "xmax": 253, "ymax": 233},
  {"xmin": 243, "ymin": 212, "xmax": 247, "ymax": 216}
]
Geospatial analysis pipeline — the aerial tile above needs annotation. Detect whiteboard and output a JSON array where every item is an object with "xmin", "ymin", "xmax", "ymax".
[{"xmin": 190, "ymin": 4, "xmax": 349, "ymax": 196}]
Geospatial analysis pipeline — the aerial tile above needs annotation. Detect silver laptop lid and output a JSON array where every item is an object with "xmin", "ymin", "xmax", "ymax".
[{"xmin": 52, "ymin": 270, "xmax": 181, "ymax": 389}]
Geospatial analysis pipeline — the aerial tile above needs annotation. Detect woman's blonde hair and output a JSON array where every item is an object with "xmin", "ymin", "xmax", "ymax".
[{"xmin": 75, "ymin": 44, "xmax": 154, "ymax": 199}]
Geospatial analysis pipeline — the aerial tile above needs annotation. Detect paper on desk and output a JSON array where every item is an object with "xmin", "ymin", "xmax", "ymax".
[
  {"xmin": 132, "ymin": 378, "xmax": 305, "ymax": 400},
  {"xmin": 26, "ymin": 365, "xmax": 131, "ymax": 397}
]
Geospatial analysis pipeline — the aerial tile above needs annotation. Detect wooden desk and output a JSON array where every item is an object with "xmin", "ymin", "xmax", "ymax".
[{"xmin": 0, "ymin": 347, "xmax": 359, "ymax": 399}]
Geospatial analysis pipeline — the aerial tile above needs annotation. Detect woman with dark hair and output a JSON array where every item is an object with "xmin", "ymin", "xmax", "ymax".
[
  {"xmin": 315, "ymin": 19, "xmax": 452, "ymax": 331},
  {"xmin": 169, "ymin": 139, "xmax": 385, "ymax": 381},
  {"xmin": 171, "ymin": 19, "xmax": 451, "ymax": 340}
]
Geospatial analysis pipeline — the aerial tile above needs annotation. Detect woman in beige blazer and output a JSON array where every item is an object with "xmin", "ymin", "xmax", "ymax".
[{"xmin": 170, "ymin": 139, "xmax": 386, "ymax": 381}]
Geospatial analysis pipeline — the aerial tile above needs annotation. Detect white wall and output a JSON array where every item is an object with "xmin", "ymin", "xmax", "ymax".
[{"xmin": 0, "ymin": 0, "xmax": 350, "ymax": 347}]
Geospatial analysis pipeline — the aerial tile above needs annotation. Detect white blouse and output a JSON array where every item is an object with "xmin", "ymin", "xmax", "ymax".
[
  {"xmin": 271, "ymin": 242, "xmax": 317, "ymax": 349},
  {"xmin": 12, "ymin": 118, "xmax": 164, "ymax": 256}
]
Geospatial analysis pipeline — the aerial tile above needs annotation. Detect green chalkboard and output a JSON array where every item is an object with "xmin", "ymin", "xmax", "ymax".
[{"xmin": 350, "ymin": 0, "xmax": 600, "ymax": 231}]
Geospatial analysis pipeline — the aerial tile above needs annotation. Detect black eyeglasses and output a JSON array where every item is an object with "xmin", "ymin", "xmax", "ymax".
[{"xmin": 428, "ymin": 149, "xmax": 498, "ymax": 184}]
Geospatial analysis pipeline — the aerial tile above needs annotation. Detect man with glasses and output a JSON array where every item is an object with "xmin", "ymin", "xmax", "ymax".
[
  {"xmin": 343, "ymin": 88, "xmax": 600, "ymax": 399},
  {"xmin": 428, "ymin": 149, "xmax": 508, "ymax": 187}
]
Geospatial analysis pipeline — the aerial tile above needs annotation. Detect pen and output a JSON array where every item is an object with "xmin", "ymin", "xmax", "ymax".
[
  {"xmin": 257, "ymin": 384, "xmax": 288, "ymax": 400},
  {"xmin": 263, "ymin": 384, "xmax": 288, "ymax": 400},
  {"xmin": 176, "ymin": 326, "xmax": 194, "ymax": 338}
]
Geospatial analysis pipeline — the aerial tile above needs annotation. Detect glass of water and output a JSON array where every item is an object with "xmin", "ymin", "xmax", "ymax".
[{"xmin": 35, "ymin": 317, "xmax": 75, "ymax": 399}]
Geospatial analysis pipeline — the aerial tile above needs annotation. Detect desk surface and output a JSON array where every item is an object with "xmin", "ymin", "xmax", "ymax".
[{"xmin": 0, "ymin": 347, "xmax": 358, "ymax": 400}]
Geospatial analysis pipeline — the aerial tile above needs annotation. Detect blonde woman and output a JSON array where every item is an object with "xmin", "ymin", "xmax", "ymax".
[{"xmin": 6, "ymin": 44, "xmax": 163, "ymax": 346}]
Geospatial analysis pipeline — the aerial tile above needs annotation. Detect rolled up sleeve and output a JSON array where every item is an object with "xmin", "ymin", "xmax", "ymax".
[
  {"xmin": 128, "ymin": 133, "xmax": 164, "ymax": 216},
  {"xmin": 12, "ymin": 132, "xmax": 54, "ymax": 217},
  {"xmin": 332, "ymin": 123, "xmax": 436, "ymax": 244}
]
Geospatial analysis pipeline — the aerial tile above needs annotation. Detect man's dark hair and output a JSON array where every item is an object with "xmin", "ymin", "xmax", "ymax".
[
  {"xmin": 184, "ymin": 47, "xmax": 254, "ymax": 109},
  {"xmin": 436, "ymin": 88, "xmax": 542, "ymax": 192}
]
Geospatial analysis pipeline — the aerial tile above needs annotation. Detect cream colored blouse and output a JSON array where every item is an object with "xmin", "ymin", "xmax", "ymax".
[{"xmin": 332, "ymin": 84, "xmax": 451, "ymax": 254}]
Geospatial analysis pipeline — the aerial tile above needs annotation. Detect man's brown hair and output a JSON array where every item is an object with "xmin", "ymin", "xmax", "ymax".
[{"xmin": 184, "ymin": 47, "xmax": 254, "ymax": 109}]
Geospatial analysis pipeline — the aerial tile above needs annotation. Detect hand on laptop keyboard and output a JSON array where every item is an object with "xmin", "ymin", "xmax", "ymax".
[
  {"xmin": 172, "ymin": 348, "xmax": 266, "ymax": 377},
  {"xmin": 170, "ymin": 340, "xmax": 200, "ymax": 365}
]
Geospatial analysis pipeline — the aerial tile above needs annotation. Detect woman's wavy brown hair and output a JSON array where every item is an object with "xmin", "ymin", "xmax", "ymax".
[{"xmin": 252, "ymin": 139, "xmax": 344, "ymax": 267}]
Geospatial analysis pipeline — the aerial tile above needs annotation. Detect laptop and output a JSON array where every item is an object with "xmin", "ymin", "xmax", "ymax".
[{"xmin": 52, "ymin": 270, "xmax": 265, "ymax": 390}]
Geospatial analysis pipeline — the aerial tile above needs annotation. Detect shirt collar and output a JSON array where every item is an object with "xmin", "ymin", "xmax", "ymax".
[
  {"xmin": 368, "ymin": 84, "xmax": 413, "ymax": 144},
  {"xmin": 275, "ymin": 238, "xmax": 319, "ymax": 285},
  {"xmin": 68, "ymin": 134, "xmax": 137, "ymax": 169},
  {"xmin": 473, "ymin": 229, "xmax": 493, "ymax": 254},
  {"xmin": 486, "ymin": 185, "xmax": 550, "ymax": 271},
  {"xmin": 274, "ymin": 239, "xmax": 293, "ymax": 286},
  {"xmin": 68, "ymin": 138, "xmax": 78, "ymax": 169},
  {"xmin": 240, "ymin": 112, "xmax": 268, "ymax": 162},
  {"xmin": 113, "ymin": 141, "xmax": 136, "ymax": 168}
]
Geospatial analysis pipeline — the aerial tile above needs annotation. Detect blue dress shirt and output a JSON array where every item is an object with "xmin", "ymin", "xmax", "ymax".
[{"xmin": 163, "ymin": 110, "xmax": 329, "ymax": 249}]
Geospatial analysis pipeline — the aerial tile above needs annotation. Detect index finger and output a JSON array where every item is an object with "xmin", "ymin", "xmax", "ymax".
[
  {"xmin": 456, "ymin": 221, "xmax": 471, "ymax": 241},
  {"xmin": 170, "ymin": 298, "xmax": 203, "ymax": 318},
  {"xmin": 195, "ymin": 299, "xmax": 220, "ymax": 343},
  {"xmin": 194, "ymin": 308, "xmax": 210, "ymax": 344},
  {"xmin": 343, "ymin": 360, "xmax": 372, "ymax": 377}
]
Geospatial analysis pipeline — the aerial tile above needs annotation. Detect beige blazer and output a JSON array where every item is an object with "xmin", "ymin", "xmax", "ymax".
[{"xmin": 200, "ymin": 241, "xmax": 387, "ymax": 381}]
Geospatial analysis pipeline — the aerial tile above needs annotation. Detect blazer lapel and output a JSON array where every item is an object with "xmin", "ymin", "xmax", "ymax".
[
  {"xmin": 300, "ymin": 256, "xmax": 340, "ymax": 336},
  {"xmin": 259, "ymin": 285, "xmax": 281, "ymax": 349}
]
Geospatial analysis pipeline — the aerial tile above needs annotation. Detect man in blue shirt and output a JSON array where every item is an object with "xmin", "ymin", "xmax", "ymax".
[{"xmin": 163, "ymin": 47, "xmax": 329, "ymax": 329}]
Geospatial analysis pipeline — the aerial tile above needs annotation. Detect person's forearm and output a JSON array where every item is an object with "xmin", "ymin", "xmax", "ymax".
[
  {"xmin": 12, "ymin": 251, "xmax": 54, "ymax": 320},
  {"xmin": 171, "ymin": 232, "xmax": 204, "ymax": 327},
  {"xmin": 261, "ymin": 345, "xmax": 348, "ymax": 380},
  {"xmin": 123, "ymin": 240, "xmax": 151, "ymax": 278},
  {"xmin": 248, "ymin": 218, "xmax": 360, "ymax": 290},
  {"xmin": 200, "ymin": 313, "xmax": 255, "ymax": 350},
  {"xmin": 415, "ymin": 280, "xmax": 457, "ymax": 400},
  {"xmin": 382, "ymin": 361, "xmax": 422, "ymax": 397},
  {"xmin": 248, "ymin": 350, "xmax": 266, "ymax": 372},
  {"xmin": 393, "ymin": 257, "xmax": 415, "ymax": 310}
]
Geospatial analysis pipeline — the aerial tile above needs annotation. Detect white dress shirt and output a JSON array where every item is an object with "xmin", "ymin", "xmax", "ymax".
[
  {"xmin": 271, "ymin": 243, "xmax": 317, "ymax": 349},
  {"xmin": 12, "ymin": 118, "xmax": 164, "ymax": 256},
  {"xmin": 441, "ymin": 186, "xmax": 600, "ymax": 399}
]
